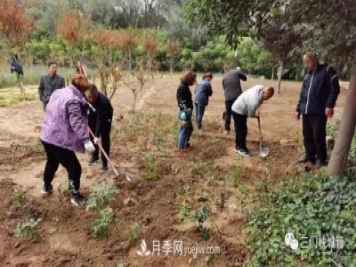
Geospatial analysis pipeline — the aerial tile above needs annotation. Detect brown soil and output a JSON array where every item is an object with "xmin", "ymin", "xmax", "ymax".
[{"xmin": 0, "ymin": 76, "xmax": 347, "ymax": 266}]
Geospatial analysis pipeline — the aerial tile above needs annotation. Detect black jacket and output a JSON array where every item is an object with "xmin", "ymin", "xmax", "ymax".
[
  {"xmin": 38, "ymin": 74, "xmax": 66, "ymax": 103},
  {"xmin": 296, "ymin": 63, "xmax": 340, "ymax": 115},
  {"xmin": 88, "ymin": 92, "xmax": 114, "ymax": 137},
  {"xmin": 177, "ymin": 83, "xmax": 193, "ymax": 111}
]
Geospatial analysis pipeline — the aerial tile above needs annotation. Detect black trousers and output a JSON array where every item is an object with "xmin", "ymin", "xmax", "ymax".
[
  {"xmin": 232, "ymin": 112, "xmax": 248, "ymax": 150},
  {"xmin": 89, "ymin": 121, "xmax": 112, "ymax": 167},
  {"xmin": 302, "ymin": 114, "xmax": 327, "ymax": 162},
  {"xmin": 224, "ymin": 99, "xmax": 236, "ymax": 131},
  {"xmin": 42, "ymin": 141, "xmax": 81, "ymax": 192}
]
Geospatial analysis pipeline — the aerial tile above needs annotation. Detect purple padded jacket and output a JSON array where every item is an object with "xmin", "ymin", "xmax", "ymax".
[{"xmin": 40, "ymin": 84, "xmax": 89, "ymax": 152}]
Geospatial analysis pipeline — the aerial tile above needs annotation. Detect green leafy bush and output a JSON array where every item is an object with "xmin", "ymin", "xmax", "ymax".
[
  {"xmin": 247, "ymin": 173, "xmax": 356, "ymax": 266},
  {"xmin": 13, "ymin": 218, "xmax": 42, "ymax": 242},
  {"xmin": 86, "ymin": 181, "xmax": 119, "ymax": 211},
  {"xmin": 90, "ymin": 208, "xmax": 115, "ymax": 238}
]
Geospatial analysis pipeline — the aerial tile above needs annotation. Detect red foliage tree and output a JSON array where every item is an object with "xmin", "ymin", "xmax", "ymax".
[
  {"xmin": 0, "ymin": 0, "xmax": 34, "ymax": 47},
  {"xmin": 57, "ymin": 9, "xmax": 91, "ymax": 62}
]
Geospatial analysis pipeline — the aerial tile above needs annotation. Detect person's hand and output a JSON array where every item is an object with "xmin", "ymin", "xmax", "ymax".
[
  {"xmin": 84, "ymin": 140, "xmax": 95, "ymax": 153},
  {"xmin": 295, "ymin": 112, "xmax": 301, "ymax": 120},
  {"xmin": 325, "ymin": 107, "xmax": 334, "ymax": 118},
  {"xmin": 180, "ymin": 120, "xmax": 189, "ymax": 129},
  {"xmin": 93, "ymin": 137, "xmax": 100, "ymax": 144}
]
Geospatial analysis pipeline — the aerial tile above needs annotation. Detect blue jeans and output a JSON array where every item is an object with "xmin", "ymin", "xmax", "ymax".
[
  {"xmin": 195, "ymin": 103, "xmax": 206, "ymax": 130},
  {"xmin": 177, "ymin": 109, "xmax": 193, "ymax": 149}
]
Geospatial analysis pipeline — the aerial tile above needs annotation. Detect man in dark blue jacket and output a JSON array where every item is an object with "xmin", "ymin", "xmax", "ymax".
[
  {"xmin": 85, "ymin": 84, "xmax": 114, "ymax": 172},
  {"xmin": 10, "ymin": 55, "xmax": 25, "ymax": 99},
  {"xmin": 295, "ymin": 53, "xmax": 340, "ymax": 168},
  {"xmin": 194, "ymin": 72, "xmax": 213, "ymax": 132}
]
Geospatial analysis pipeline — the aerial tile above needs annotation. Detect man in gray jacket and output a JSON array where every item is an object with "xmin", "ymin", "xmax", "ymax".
[
  {"xmin": 38, "ymin": 62, "xmax": 66, "ymax": 110},
  {"xmin": 231, "ymin": 85, "xmax": 274, "ymax": 156},
  {"xmin": 222, "ymin": 66, "xmax": 247, "ymax": 134}
]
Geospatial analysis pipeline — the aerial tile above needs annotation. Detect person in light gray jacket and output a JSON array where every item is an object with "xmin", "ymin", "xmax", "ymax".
[
  {"xmin": 38, "ymin": 61, "xmax": 66, "ymax": 111},
  {"xmin": 231, "ymin": 85, "xmax": 274, "ymax": 156},
  {"xmin": 222, "ymin": 66, "xmax": 247, "ymax": 134}
]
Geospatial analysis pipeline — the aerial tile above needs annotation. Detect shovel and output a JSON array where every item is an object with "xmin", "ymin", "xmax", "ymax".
[{"xmin": 257, "ymin": 115, "xmax": 270, "ymax": 159}]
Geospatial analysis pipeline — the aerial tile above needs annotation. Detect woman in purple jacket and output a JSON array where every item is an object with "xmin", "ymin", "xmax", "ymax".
[{"xmin": 40, "ymin": 74, "xmax": 95, "ymax": 206}]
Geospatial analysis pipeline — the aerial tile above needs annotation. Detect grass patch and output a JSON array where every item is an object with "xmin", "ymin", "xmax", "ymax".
[
  {"xmin": 0, "ymin": 90, "xmax": 37, "ymax": 107},
  {"xmin": 246, "ymin": 172, "xmax": 356, "ymax": 266},
  {"xmin": 0, "ymin": 65, "xmax": 86, "ymax": 89}
]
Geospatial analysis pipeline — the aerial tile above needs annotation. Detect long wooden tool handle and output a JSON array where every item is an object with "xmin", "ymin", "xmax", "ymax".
[{"xmin": 88, "ymin": 127, "xmax": 119, "ymax": 176}]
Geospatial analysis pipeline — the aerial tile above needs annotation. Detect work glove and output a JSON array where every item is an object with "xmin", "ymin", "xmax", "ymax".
[
  {"xmin": 84, "ymin": 140, "xmax": 95, "ymax": 153},
  {"xmin": 93, "ymin": 137, "xmax": 100, "ymax": 144}
]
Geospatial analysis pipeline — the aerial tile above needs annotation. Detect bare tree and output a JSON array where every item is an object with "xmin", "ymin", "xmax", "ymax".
[{"xmin": 166, "ymin": 40, "xmax": 181, "ymax": 74}]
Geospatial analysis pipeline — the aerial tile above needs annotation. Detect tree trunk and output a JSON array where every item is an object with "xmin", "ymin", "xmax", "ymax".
[
  {"xmin": 169, "ymin": 61, "xmax": 173, "ymax": 75},
  {"xmin": 271, "ymin": 66, "xmax": 275, "ymax": 80},
  {"xmin": 277, "ymin": 58, "xmax": 284, "ymax": 94},
  {"xmin": 128, "ymin": 50, "xmax": 132, "ymax": 72},
  {"xmin": 327, "ymin": 69, "xmax": 356, "ymax": 177}
]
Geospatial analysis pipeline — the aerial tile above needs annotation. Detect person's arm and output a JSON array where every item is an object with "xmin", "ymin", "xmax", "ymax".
[
  {"xmin": 59, "ymin": 77, "xmax": 66, "ymax": 88},
  {"xmin": 38, "ymin": 76, "xmax": 44, "ymax": 101},
  {"xmin": 237, "ymin": 71, "xmax": 247, "ymax": 81},
  {"xmin": 247, "ymin": 91, "xmax": 262, "ymax": 118},
  {"xmin": 94, "ymin": 102, "xmax": 106, "ymax": 138},
  {"xmin": 207, "ymin": 83, "xmax": 213, "ymax": 96},
  {"xmin": 222, "ymin": 77, "xmax": 226, "ymax": 90},
  {"xmin": 66, "ymin": 101, "xmax": 89, "ymax": 142},
  {"xmin": 326, "ymin": 67, "xmax": 340, "ymax": 108},
  {"xmin": 294, "ymin": 82, "xmax": 306, "ymax": 120},
  {"xmin": 248, "ymin": 101, "xmax": 261, "ymax": 118}
]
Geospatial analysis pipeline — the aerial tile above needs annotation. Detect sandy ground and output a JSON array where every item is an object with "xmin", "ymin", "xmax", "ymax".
[{"xmin": 0, "ymin": 75, "xmax": 348, "ymax": 266}]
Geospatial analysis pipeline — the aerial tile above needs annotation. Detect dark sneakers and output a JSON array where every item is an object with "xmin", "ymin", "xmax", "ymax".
[
  {"xmin": 316, "ymin": 160, "xmax": 327, "ymax": 168},
  {"xmin": 88, "ymin": 156, "xmax": 99, "ymax": 165},
  {"xmin": 235, "ymin": 147, "xmax": 251, "ymax": 157},
  {"xmin": 41, "ymin": 183, "xmax": 53, "ymax": 194},
  {"xmin": 100, "ymin": 165, "xmax": 109, "ymax": 172},
  {"xmin": 185, "ymin": 142, "xmax": 192, "ymax": 149},
  {"xmin": 296, "ymin": 157, "xmax": 327, "ymax": 168},
  {"xmin": 295, "ymin": 157, "xmax": 316, "ymax": 164},
  {"xmin": 71, "ymin": 193, "xmax": 86, "ymax": 206}
]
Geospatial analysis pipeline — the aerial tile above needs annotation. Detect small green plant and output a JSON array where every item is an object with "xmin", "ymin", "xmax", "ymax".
[
  {"xmin": 10, "ymin": 141, "xmax": 21, "ymax": 166},
  {"xmin": 228, "ymin": 166, "xmax": 241, "ymax": 186},
  {"xmin": 179, "ymin": 201, "xmax": 192, "ymax": 222},
  {"xmin": 143, "ymin": 153, "xmax": 160, "ymax": 180},
  {"xmin": 129, "ymin": 222, "xmax": 143, "ymax": 243},
  {"xmin": 326, "ymin": 122, "xmax": 339, "ymax": 138},
  {"xmin": 191, "ymin": 158, "xmax": 207, "ymax": 176},
  {"xmin": 13, "ymin": 218, "xmax": 42, "ymax": 242},
  {"xmin": 13, "ymin": 187, "xmax": 26, "ymax": 208},
  {"xmin": 192, "ymin": 205, "xmax": 210, "ymax": 240},
  {"xmin": 86, "ymin": 181, "xmax": 119, "ymax": 211},
  {"xmin": 178, "ymin": 183, "xmax": 192, "ymax": 196},
  {"xmin": 90, "ymin": 208, "xmax": 115, "ymax": 238},
  {"xmin": 152, "ymin": 125, "xmax": 165, "ymax": 150}
]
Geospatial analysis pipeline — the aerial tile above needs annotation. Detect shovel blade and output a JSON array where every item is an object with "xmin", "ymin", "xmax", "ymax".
[{"xmin": 259, "ymin": 147, "xmax": 270, "ymax": 158}]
